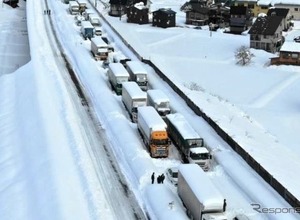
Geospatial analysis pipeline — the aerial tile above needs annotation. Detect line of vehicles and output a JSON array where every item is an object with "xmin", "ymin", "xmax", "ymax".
[{"xmin": 63, "ymin": 2, "xmax": 233, "ymax": 219}]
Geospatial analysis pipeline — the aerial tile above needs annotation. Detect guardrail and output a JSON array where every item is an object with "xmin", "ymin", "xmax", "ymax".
[{"xmin": 95, "ymin": 3, "xmax": 300, "ymax": 211}]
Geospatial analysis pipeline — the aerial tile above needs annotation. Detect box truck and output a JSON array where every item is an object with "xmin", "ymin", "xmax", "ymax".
[
  {"xmin": 91, "ymin": 37, "xmax": 110, "ymax": 61},
  {"xmin": 126, "ymin": 61, "xmax": 148, "ymax": 91},
  {"xmin": 81, "ymin": 21, "xmax": 94, "ymax": 40},
  {"xmin": 178, "ymin": 164, "xmax": 227, "ymax": 220},
  {"xmin": 147, "ymin": 89, "xmax": 171, "ymax": 117},
  {"xmin": 137, "ymin": 106, "xmax": 170, "ymax": 158},
  {"xmin": 108, "ymin": 63, "xmax": 129, "ymax": 95},
  {"xmin": 165, "ymin": 113, "xmax": 212, "ymax": 171},
  {"xmin": 122, "ymin": 82, "xmax": 147, "ymax": 122}
]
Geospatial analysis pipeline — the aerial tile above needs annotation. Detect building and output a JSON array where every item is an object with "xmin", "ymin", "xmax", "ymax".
[
  {"xmin": 248, "ymin": 16, "xmax": 283, "ymax": 53},
  {"xmin": 232, "ymin": 0, "xmax": 257, "ymax": 16},
  {"xmin": 127, "ymin": 3, "xmax": 149, "ymax": 24},
  {"xmin": 152, "ymin": 8, "xmax": 176, "ymax": 28},
  {"xmin": 273, "ymin": 2, "xmax": 300, "ymax": 20},
  {"xmin": 185, "ymin": 4, "xmax": 210, "ymax": 26},
  {"xmin": 109, "ymin": 0, "xmax": 128, "ymax": 17},
  {"xmin": 267, "ymin": 8, "xmax": 291, "ymax": 30},
  {"xmin": 229, "ymin": 6, "xmax": 252, "ymax": 34},
  {"xmin": 271, "ymin": 42, "xmax": 300, "ymax": 65}
]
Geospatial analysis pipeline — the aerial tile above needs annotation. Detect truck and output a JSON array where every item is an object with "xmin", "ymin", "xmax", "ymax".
[
  {"xmin": 91, "ymin": 36, "xmax": 110, "ymax": 61},
  {"xmin": 69, "ymin": 1, "xmax": 79, "ymax": 15},
  {"xmin": 178, "ymin": 164, "xmax": 227, "ymax": 220},
  {"xmin": 76, "ymin": 0, "xmax": 87, "ymax": 14},
  {"xmin": 165, "ymin": 113, "xmax": 212, "ymax": 171},
  {"xmin": 82, "ymin": 8, "xmax": 94, "ymax": 20},
  {"xmin": 107, "ymin": 63, "xmax": 130, "ymax": 95},
  {"xmin": 122, "ymin": 81, "xmax": 147, "ymax": 122},
  {"xmin": 126, "ymin": 61, "xmax": 148, "ymax": 91},
  {"xmin": 147, "ymin": 89, "xmax": 171, "ymax": 117},
  {"xmin": 137, "ymin": 106, "xmax": 170, "ymax": 158},
  {"xmin": 80, "ymin": 21, "xmax": 94, "ymax": 40},
  {"xmin": 89, "ymin": 14, "xmax": 101, "ymax": 26}
]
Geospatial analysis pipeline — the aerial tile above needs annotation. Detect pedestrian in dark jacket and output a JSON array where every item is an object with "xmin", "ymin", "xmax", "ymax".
[
  {"xmin": 161, "ymin": 174, "xmax": 165, "ymax": 184},
  {"xmin": 157, "ymin": 175, "xmax": 161, "ymax": 184},
  {"xmin": 223, "ymin": 199, "xmax": 227, "ymax": 212},
  {"xmin": 151, "ymin": 172, "xmax": 155, "ymax": 184}
]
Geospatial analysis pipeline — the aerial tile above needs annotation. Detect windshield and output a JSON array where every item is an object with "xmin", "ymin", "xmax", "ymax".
[
  {"xmin": 152, "ymin": 139, "xmax": 169, "ymax": 145},
  {"xmin": 188, "ymin": 139, "xmax": 203, "ymax": 147},
  {"xmin": 190, "ymin": 152, "xmax": 209, "ymax": 160}
]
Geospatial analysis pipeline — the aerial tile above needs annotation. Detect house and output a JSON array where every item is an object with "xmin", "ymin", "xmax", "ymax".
[
  {"xmin": 267, "ymin": 8, "xmax": 291, "ymax": 30},
  {"xmin": 229, "ymin": 6, "xmax": 252, "ymax": 34},
  {"xmin": 3, "ymin": 0, "xmax": 19, "ymax": 8},
  {"xmin": 273, "ymin": 1, "xmax": 300, "ymax": 20},
  {"xmin": 185, "ymin": 3, "xmax": 210, "ymax": 26},
  {"xmin": 248, "ymin": 16, "xmax": 283, "ymax": 53},
  {"xmin": 127, "ymin": 3, "xmax": 149, "ymax": 24},
  {"xmin": 109, "ymin": 0, "xmax": 128, "ymax": 17},
  {"xmin": 181, "ymin": 0, "xmax": 208, "ymax": 12},
  {"xmin": 232, "ymin": 0, "xmax": 257, "ymax": 16},
  {"xmin": 152, "ymin": 8, "xmax": 176, "ymax": 28},
  {"xmin": 256, "ymin": 0, "xmax": 271, "ymax": 16},
  {"xmin": 271, "ymin": 42, "xmax": 300, "ymax": 65},
  {"xmin": 208, "ymin": 4, "xmax": 230, "ymax": 27}
]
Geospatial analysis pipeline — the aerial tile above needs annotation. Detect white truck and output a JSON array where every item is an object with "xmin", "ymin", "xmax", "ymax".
[
  {"xmin": 80, "ymin": 21, "xmax": 94, "ymax": 40},
  {"xmin": 83, "ymin": 8, "xmax": 94, "ymax": 20},
  {"xmin": 165, "ymin": 113, "xmax": 212, "ymax": 171},
  {"xmin": 122, "ymin": 81, "xmax": 147, "ymax": 122},
  {"xmin": 69, "ymin": 1, "xmax": 79, "ymax": 15},
  {"xmin": 89, "ymin": 14, "xmax": 101, "ymax": 26},
  {"xmin": 126, "ymin": 61, "xmax": 148, "ymax": 91},
  {"xmin": 178, "ymin": 164, "xmax": 227, "ymax": 220},
  {"xmin": 91, "ymin": 37, "xmax": 110, "ymax": 61},
  {"xmin": 107, "ymin": 63, "xmax": 130, "ymax": 95},
  {"xmin": 147, "ymin": 89, "xmax": 171, "ymax": 117},
  {"xmin": 137, "ymin": 106, "xmax": 170, "ymax": 158}
]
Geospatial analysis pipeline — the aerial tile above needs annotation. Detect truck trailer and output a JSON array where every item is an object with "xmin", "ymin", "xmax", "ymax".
[
  {"xmin": 165, "ymin": 113, "xmax": 212, "ymax": 171},
  {"xmin": 108, "ymin": 63, "xmax": 129, "ymax": 95},
  {"xmin": 91, "ymin": 36, "xmax": 110, "ymax": 61},
  {"xmin": 178, "ymin": 164, "xmax": 227, "ymax": 220},
  {"xmin": 147, "ymin": 89, "xmax": 171, "ymax": 117},
  {"xmin": 122, "ymin": 82, "xmax": 147, "ymax": 122},
  {"xmin": 89, "ymin": 14, "xmax": 101, "ymax": 26},
  {"xmin": 126, "ymin": 61, "xmax": 148, "ymax": 91},
  {"xmin": 81, "ymin": 21, "xmax": 94, "ymax": 40},
  {"xmin": 137, "ymin": 106, "xmax": 170, "ymax": 158},
  {"xmin": 69, "ymin": 1, "xmax": 79, "ymax": 15}
]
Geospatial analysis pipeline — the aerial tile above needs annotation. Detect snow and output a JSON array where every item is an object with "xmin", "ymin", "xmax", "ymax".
[
  {"xmin": 138, "ymin": 106, "xmax": 167, "ymax": 134},
  {"xmin": 1, "ymin": 0, "xmax": 300, "ymax": 220},
  {"xmin": 126, "ymin": 60, "xmax": 148, "ymax": 75},
  {"xmin": 122, "ymin": 81, "xmax": 147, "ymax": 99},
  {"xmin": 108, "ymin": 62, "xmax": 129, "ymax": 76},
  {"xmin": 280, "ymin": 41, "xmax": 300, "ymax": 52}
]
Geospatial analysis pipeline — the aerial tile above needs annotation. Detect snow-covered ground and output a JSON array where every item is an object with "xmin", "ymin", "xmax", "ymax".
[{"xmin": 1, "ymin": 0, "xmax": 300, "ymax": 220}]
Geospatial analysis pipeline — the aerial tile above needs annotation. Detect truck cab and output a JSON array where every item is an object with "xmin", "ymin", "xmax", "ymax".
[{"xmin": 189, "ymin": 147, "xmax": 212, "ymax": 171}]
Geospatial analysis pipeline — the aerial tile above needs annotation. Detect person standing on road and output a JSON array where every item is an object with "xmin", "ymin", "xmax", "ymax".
[
  {"xmin": 161, "ymin": 174, "xmax": 165, "ymax": 184},
  {"xmin": 151, "ymin": 172, "xmax": 155, "ymax": 184}
]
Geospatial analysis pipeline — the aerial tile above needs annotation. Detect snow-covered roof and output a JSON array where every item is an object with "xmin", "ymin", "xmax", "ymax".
[
  {"xmin": 122, "ymin": 81, "xmax": 146, "ymax": 99},
  {"xmin": 178, "ymin": 164, "xmax": 225, "ymax": 210},
  {"xmin": 138, "ymin": 106, "xmax": 167, "ymax": 131},
  {"xmin": 166, "ymin": 113, "xmax": 202, "ymax": 140},
  {"xmin": 81, "ymin": 21, "xmax": 94, "ymax": 29},
  {"xmin": 126, "ymin": 61, "xmax": 147, "ymax": 75},
  {"xmin": 280, "ymin": 41, "xmax": 300, "ymax": 52},
  {"xmin": 108, "ymin": 63, "xmax": 130, "ymax": 77},
  {"xmin": 190, "ymin": 147, "xmax": 209, "ymax": 154},
  {"xmin": 259, "ymin": 0, "xmax": 300, "ymax": 5},
  {"xmin": 91, "ymin": 36, "xmax": 107, "ymax": 47},
  {"xmin": 147, "ymin": 89, "xmax": 169, "ymax": 104}
]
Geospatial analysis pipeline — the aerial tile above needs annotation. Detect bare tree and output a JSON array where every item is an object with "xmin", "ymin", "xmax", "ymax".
[{"xmin": 235, "ymin": 46, "xmax": 254, "ymax": 66}]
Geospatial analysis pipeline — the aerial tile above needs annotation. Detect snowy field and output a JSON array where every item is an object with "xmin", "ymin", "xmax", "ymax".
[{"xmin": 1, "ymin": 0, "xmax": 300, "ymax": 220}]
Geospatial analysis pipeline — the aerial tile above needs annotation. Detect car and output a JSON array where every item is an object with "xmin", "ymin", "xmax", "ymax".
[{"xmin": 166, "ymin": 167, "xmax": 178, "ymax": 186}]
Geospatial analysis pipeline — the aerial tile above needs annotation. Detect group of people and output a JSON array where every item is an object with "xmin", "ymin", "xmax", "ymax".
[
  {"xmin": 44, "ymin": 9, "xmax": 52, "ymax": 15},
  {"xmin": 151, "ymin": 172, "xmax": 165, "ymax": 184}
]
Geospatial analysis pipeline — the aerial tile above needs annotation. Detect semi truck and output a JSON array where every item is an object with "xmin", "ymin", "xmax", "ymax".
[
  {"xmin": 137, "ymin": 106, "xmax": 170, "ymax": 158},
  {"xmin": 89, "ymin": 14, "xmax": 101, "ymax": 26},
  {"xmin": 126, "ymin": 61, "xmax": 148, "ymax": 91},
  {"xmin": 69, "ymin": 1, "xmax": 79, "ymax": 15},
  {"xmin": 147, "ymin": 89, "xmax": 171, "ymax": 117},
  {"xmin": 80, "ymin": 21, "xmax": 94, "ymax": 40},
  {"xmin": 122, "ymin": 82, "xmax": 147, "ymax": 122},
  {"xmin": 178, "ymin": 164, "xmax": 227, "ymax": 220},
  {"xmin": 165, "ymin": 113, "xmax": 212, "ymax": 171},
  {"xmin": 91, "ymin": 36, "xmax": 110, "ymax": 61},
  {"xmin": 107, "ymin": 63, "xmax": 130, "ymax": 95}
]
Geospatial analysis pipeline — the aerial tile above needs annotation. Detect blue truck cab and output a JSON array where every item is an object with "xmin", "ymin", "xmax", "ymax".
[{"xmin": 80, "ymin": 21, "xmax": 94, "ymax": 40}]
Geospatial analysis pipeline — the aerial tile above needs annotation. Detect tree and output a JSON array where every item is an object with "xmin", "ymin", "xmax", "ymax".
[{"xmin": 235, "ymin": 46, "xmax": 254, "ymax": 66}]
